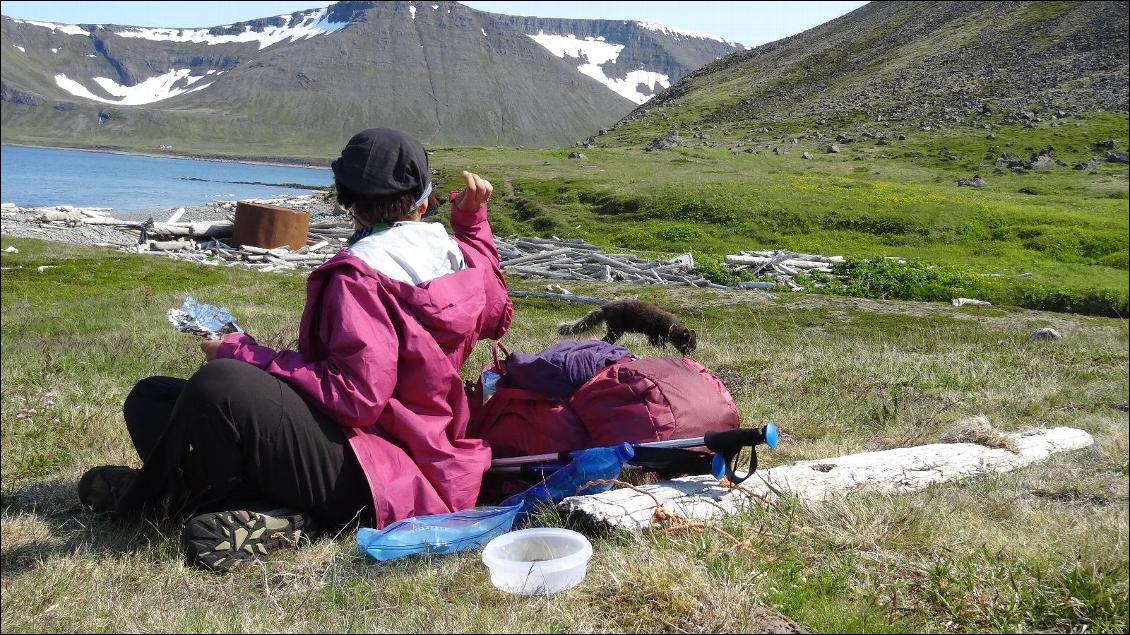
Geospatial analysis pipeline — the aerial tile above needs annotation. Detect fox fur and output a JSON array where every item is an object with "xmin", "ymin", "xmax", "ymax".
[{"xmin": 557, "ymin": 299, "xmax": 697, "ymax": 355}]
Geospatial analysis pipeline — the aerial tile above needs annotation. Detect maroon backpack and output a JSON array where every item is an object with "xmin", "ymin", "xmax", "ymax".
[{"xmin": 467, "ymin": 342, "xmax": 740, "ymax": 458}]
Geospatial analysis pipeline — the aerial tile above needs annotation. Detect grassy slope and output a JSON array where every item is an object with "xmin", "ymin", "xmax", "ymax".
[
  {"xmin": 427, "ymin": 112, "xmax": 1129, "ymax": 315},
  {"xmin": 2, "ymin": 238, "xmax": 1127, "ymax": 633}
]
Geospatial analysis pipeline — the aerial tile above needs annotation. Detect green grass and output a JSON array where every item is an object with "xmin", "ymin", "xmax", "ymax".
[
  {"xmin": 4, "ymin": 109, "xmax": 1127, "ymax": 313},
  {"xmin": 2, "ymin": 237, "xmax": 1127, "ymax": 632},
  {"xmin": 421, "ymin": 113, "xmax": 1129, "ymax": 316}
]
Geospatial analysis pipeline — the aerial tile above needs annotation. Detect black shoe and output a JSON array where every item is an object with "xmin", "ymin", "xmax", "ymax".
[
  {"xmin": 181, "ymin": 508, "xmax": 315, "ymax": 572},
  {"xmin": 78, "ymin": 465, "xmax": 139, "ymax": 514}
]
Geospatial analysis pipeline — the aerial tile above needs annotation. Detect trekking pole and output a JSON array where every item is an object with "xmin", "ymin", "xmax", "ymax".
[
  {"xmin": 488, "ymin": 421, "xmax": 779, "ymax": 486},
  {"xmin": 700, "ymin": 421, "xmax": 779, "ymax": 485}
]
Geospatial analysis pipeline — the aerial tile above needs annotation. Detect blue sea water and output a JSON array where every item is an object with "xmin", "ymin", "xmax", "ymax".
[{"xmin": 0, "ymin": 145, "xmax": 332, "ymax": 211}]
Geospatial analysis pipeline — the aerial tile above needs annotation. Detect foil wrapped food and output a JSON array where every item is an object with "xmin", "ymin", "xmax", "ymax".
[{"xmin": 168, "ymin": 296, "xmax": 242, "ymax": 339}]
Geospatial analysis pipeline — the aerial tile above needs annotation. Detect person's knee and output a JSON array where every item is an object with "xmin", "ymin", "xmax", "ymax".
[
  {"xmin": 123, "ymin": 376, "xmax": 178, "ymax": 420},
  {"xmin": 183, "ymin": 359, "xmax": 257, "ymax": 405}
]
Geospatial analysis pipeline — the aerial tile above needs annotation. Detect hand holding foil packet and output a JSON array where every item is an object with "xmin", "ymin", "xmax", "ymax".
[{"xmin": 168, "ymin": 296, "xmax": 242, "ymax": 340}]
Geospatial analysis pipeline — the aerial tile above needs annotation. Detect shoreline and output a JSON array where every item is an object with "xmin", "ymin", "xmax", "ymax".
[{"xmin": 1, "ymin": 142, "xmax": 333, "ymax": 169}]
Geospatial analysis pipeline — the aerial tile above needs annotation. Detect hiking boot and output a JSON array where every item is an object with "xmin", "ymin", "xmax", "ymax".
[
  {"xmin": 77, "ymin": 465, "xmax": 139, "ymax": 514},
  {"xmin": 181, "ymin": 508, "xmax": 315, "ymax": 572}
]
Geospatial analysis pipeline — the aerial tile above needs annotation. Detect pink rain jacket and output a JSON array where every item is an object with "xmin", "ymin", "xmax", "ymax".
[{"xmin": 216, "ymin": 193, "xmax": 512, "ymax": 527}]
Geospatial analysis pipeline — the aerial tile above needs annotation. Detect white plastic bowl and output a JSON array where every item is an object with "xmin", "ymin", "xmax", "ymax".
[{"xmin": 481, "ymin": 528, "xmax": 593, "ymax": 595}]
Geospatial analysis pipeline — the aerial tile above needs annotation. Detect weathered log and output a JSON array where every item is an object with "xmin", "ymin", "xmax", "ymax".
[
  {"xmin": 149, "ymin": 221, "xmax": 233, "ymax": 238},
  {"xmin": 742, "ymin": 250, "xmax": 844, "ymax": 264},
  {"xmin": 558, "ymin": 427, "xmax": 1094, "ymax": 532},
  {"xmin": 518, "ymin": 237, "xmax": 600, "ymax": 250},
  {"xmin": 267, "ymin": 256, "xmax": 297, "ymax": 268},
  {"xmin": 726, "ymin": 255, "xmax": 836, "ymax": 270},
  {"xmin": 274, "ymin": 253, "xmax": 331, "ymax": 262},
  {"xmin": 510, "ymin": 265, "xmax": 579, "ymax": 280},
  {"xmin": 650, "ymin": 263, "xmax": 695, "ymax": 274},
  {"xmin": 36, "ymin": 211, "xmax": 85, "ymax": 223},
  {"xmin": 512, "ymin": 240, "xmax": 560, "ymax": 252},
  {"xmin": 75, "ymin": 217, "xmax": 145, "ymax": 227},
  {"xmin": 148, "ymin": 239, "xmax": 194, "ymax": 251},
  {"xmin": 585, "ymin": 252, "xmax": 650, "ymax": 275},
  {"xmin": 210, "ymin": 249, "xmax": 243, "ymax": 261},
  {"xmin": 501, "ymin": 248, "xmax": 571, "ymax": 267},
  {"xmin": 739, "ymin": 281, "xmax": 777, "ymax": 290},
  {"xmin": 657, "ymin": 271, "xmax": 694, "ymax": 283},
  {"xmin": 508, "ymin": 290, "xmax": 608, "ymax": 305},
  {"xmin": 240, "ymin": 245, "xmax": 293, "ymax": 256}
]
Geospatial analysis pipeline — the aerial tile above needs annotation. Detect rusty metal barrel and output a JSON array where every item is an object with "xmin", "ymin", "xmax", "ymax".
[{"xmin": 231, "ymin": 201, "xmax": 309, "ymax": 251}]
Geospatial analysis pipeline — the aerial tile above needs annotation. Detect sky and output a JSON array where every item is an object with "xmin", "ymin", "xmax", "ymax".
[{"xmin": 0, "ymin": 1, "xmax": 868, "ymax": 48}]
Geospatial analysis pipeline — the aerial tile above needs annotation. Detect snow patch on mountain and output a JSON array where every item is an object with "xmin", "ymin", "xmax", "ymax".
[
  {"xmin": 526, "ymin": 31, "xmax": 669, "ymax": 104},
  {"xmin": 54, "ymin": 69, "xmax": 223, "ymax": 105},
  {"xmin": 637, "ymin": 21, "xmax": 743, "ymax": 47},
  {"xmin": 601, "ymin": 70, "xmax": 671, "ymax": 104},
  {"xmin": 110, "ymin": 8, "xmax": 347, "ymax": 50},
  {"xmin": 10, "ymin": 19, "xmax": 90, "ymax": 36}
]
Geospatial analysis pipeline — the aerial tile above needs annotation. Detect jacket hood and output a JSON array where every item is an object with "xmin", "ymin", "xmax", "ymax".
[{"xmin": 317, "ymin": 252, "xmax": 487, "ymax": 348}]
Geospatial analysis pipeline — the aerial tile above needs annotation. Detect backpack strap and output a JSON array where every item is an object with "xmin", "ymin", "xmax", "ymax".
[{"xmin": 490, "ymin": 340, "xmax": 511, "ymax": 372}]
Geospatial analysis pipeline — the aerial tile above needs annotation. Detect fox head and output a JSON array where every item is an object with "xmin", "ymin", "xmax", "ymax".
[{"xmin": 670, "ymin": 326, "xmax": 697, "ymax": 356}]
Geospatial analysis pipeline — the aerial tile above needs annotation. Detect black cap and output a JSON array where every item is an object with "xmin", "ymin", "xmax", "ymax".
[{"xmin": 331, "ymin": 128, "xmax": 430, "ymax": 198}]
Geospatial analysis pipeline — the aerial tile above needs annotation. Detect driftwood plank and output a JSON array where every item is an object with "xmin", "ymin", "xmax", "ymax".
[
  {"xmin": 508, "ymin": 290, "xmax": 608, "ymax": 306},
  {"xmin": 726, "ymin": 255, "xmax": 836, "ymax": 270},
  {"xmin": 501, "ymin": 248, "xmax": 571, "ymax": 267},
  {"xmin": 558, "ymin": 427, "xmax": 1094, "ymax": 532}
]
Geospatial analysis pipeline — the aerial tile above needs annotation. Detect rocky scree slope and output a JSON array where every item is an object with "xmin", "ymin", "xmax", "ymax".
[{"xmin": 597, "ymin": 1, "xmax": 1129, "ymax": 145}]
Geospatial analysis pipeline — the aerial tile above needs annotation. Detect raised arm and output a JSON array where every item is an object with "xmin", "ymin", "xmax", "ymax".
[{"xmin": 449, "ymin": 171, "xmax": 512, "ymax": 341}]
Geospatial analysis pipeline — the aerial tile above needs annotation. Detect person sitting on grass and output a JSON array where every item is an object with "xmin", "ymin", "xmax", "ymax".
[{"xmin": 78, "ymin": 128, "xmax": 513, "ymax": 572}]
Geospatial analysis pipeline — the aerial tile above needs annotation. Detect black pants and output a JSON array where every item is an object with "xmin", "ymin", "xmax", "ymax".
[{"xmin": 117, "ymin": 358, "xmax": 374, "ymax": 528}]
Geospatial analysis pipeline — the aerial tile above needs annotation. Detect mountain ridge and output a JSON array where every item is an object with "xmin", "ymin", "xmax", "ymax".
[
  {"xmin": 0, "ymin": 1, "xmax": 740, "ymax": 154},
  {"xmin": 597, "ymin": 1, "xmax": 1128, "ymax": 147}
]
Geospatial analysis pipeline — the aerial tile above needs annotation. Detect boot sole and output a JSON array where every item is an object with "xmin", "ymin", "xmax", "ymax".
[{"xmin": 182, "ymin": 509, "xmax": 312, "ymax": 572}]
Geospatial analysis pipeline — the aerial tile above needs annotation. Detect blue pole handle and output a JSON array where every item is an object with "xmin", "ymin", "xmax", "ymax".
[{"xmin": 711, "ymin": 452, "xmax": 727, "ymax": 480}]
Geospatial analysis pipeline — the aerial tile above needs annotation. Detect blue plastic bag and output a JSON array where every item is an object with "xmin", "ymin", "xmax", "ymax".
[
  {"xmin": 356, "ymin": 443, "xmax": 634, "ymax": 562},
  {"xmin": 500, "ymin": 443, "xmax": 633, "ymax": 523},
  {"xmin": 356, "ymin": 504, "xmax": 522, "ymax": 562}
]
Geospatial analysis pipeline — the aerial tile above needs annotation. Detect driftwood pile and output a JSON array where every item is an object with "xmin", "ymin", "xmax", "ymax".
[
  {"xmin": 724, "ymin": 250, "xmax": 845, "ymax": 291},
  {"xmin": 20, "ymin": 205, "xmax": 849, "ymax": 294},
  {"xmin": 495, "ymin": 236, "xmax": 723, "ymax": 289},
  {"xmin": 28, "ymin": 206, "xmax": 352, "ymax": 273}
]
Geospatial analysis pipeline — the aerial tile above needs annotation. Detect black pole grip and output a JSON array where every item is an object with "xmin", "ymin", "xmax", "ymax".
[
  {"xmin": 704, "ymin": 427, "xmax": 767, "ymax": 485},
  {"xmin": 703, "ymin": 427, "xmax": 766, "ymax": 453}
]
